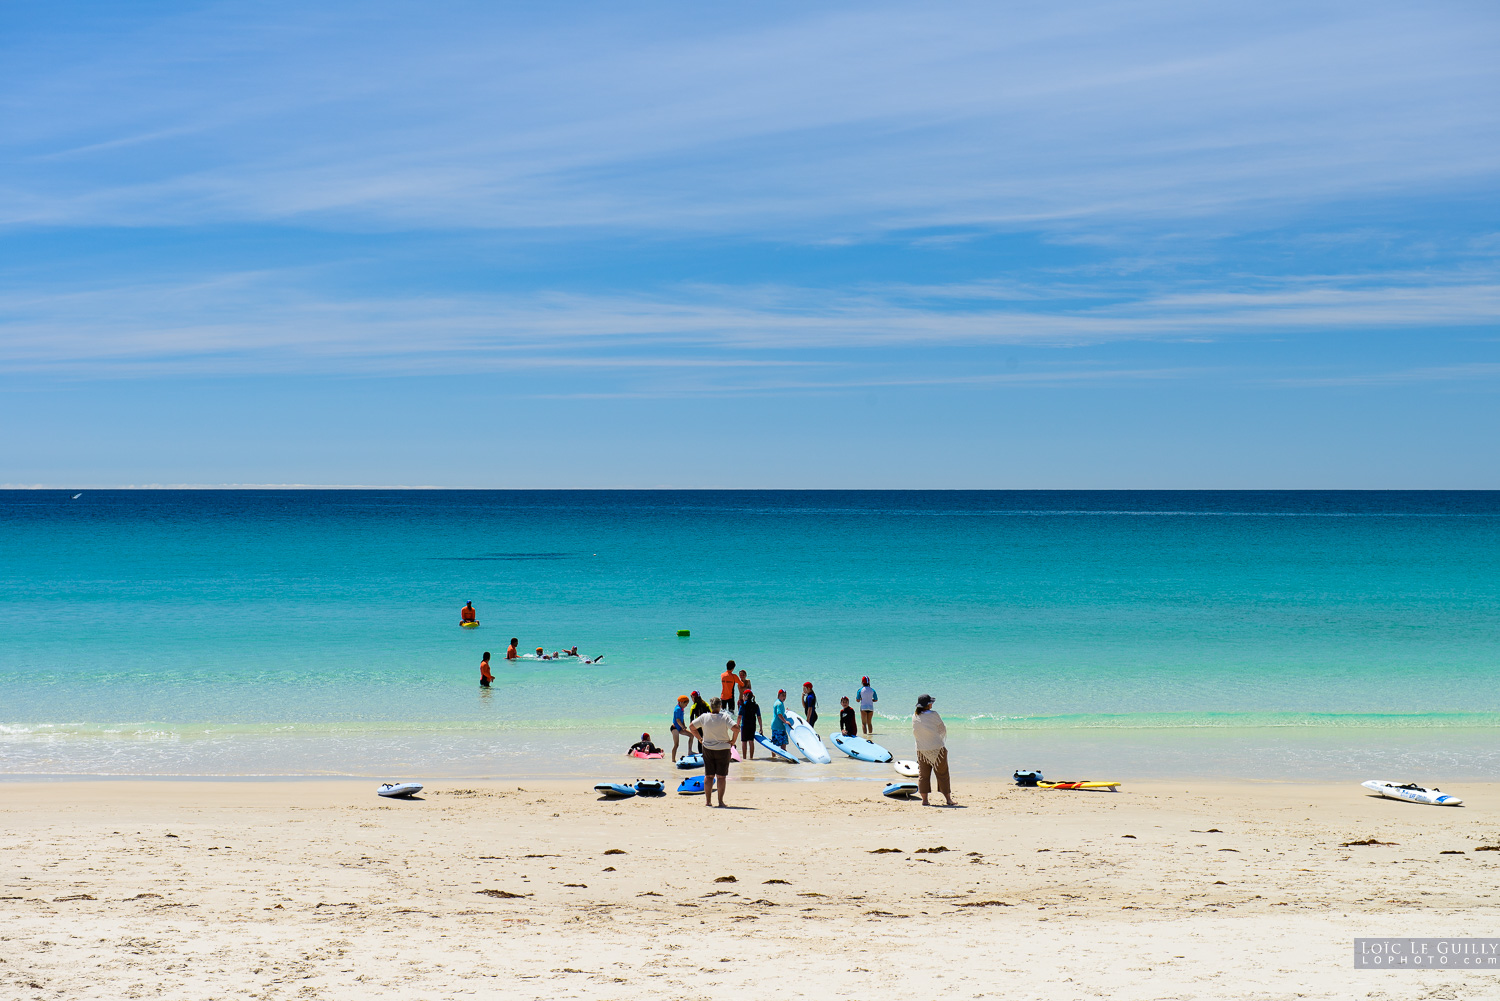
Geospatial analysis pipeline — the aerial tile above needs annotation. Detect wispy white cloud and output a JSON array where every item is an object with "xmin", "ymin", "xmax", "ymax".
[
  {"xmin": 1, "ymin": 2, "xmax": 1496, "ymax": 234},
  {"xmin": 1271, "ymin": 362, "xmax": 1500, "ymax": 387},
  {"xmin": 3, "ymin": 267, "xmax": 1495, "ymax": 384}
]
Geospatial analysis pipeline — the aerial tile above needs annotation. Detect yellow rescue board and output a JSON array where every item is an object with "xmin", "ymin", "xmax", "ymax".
[
  {"xmin": 460, "ymin": 621, "xmax": 479, "ymax": 628},
  {"xmin": 1038, "ymin": 781, "xmax": 1120, "ymax": 790}
]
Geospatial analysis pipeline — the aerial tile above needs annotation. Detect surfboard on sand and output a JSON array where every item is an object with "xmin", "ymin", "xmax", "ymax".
[
  {"xmin": 1361, "ymin": 780, "xmax": 1462, "ymax": 806},
  {"xmin": 377, "ymin": 782, "xmax": 423, "ymax": 798},
  {"xmin": 594, "ymin": 782, "xmax": 637, "ymax": 798},
  {"xmin": 1038, "ymin": 781, "xmax": 1120, "ymax": 791}
]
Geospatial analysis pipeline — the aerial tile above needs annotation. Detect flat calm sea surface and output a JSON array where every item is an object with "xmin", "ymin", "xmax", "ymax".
[{"xmin": 2, "ymin": 490, "xmax": 1497, "ymax": 780}]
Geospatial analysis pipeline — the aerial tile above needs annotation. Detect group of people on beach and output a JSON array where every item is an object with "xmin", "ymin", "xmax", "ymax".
[
  {"xmin": 463, "ymin": 604, "xmax": 952, "ymax": 807},
  {"xmin": 665, "ymin": 662, "xmax": 880, "ymax": 762},
  {"xmin": 658, "ymin": 661, "xmax": 954, "ymax": 808}
]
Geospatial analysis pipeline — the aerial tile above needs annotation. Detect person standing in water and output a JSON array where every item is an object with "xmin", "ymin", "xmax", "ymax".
[
  {"xmin": 506, "ymin": 638, "xmax": 519, "ymax": 660},
  {"xmin": 460, "ymin": 601, "xmax": 477, "ymax": 625},
  {"xmin": 856, "ymin": 676, "xmax": 878, "ymax": 735},
  {"xmin": 913, "ymin": 694, "xmax": 956, "ymax": 807},
  {"xmin": 690, "ymin": 698, "xmax": 740, "ymax": 808},
  {"xmin": 801, "ymin": 681, "xmax": 818, "ymax": 728},
  {"xmin": 838, "ymin": 696, "xmax": 857, "ymax": 737},
  {"xmin": 670, "ymin": 695, "xmax": 693, "ymax": 760},
  {"xmin": 720, "ymin": 660, "xmax": 740, "ymax": 708},
  {"xmin": 738, "ymin": 691, "xmax": 762, "ymax": 759},
  {"xmin": 770, "ymin": 689, "xmax": 791, "ymax": 749},
  {"xmin": 479, "ymin": 651, "xmax": 493, "ymax": 688}
]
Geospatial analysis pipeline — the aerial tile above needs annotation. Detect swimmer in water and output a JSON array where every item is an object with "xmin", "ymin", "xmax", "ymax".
[
  {"xmin": 506, "ymin": 638, "xmax": 519, "ymax": 660},
  {"xmin": 582, "ymin": 653, "xmax": 605, "ymax": 664}
]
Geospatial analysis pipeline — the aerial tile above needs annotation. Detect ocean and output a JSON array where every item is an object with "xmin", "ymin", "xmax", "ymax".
[{"xmin": 2, "ymin": 490, "xmax": 1497, "ymax": 780}]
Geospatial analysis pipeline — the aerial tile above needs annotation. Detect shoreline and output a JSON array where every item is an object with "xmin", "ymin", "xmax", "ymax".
[
  {"xmin": 6, "ymin": 722, "xmax": 1499, "ymax": 780},
  {"xmin": 0, "ymin": 774, "xmax": 1494, "ymax": 792}
]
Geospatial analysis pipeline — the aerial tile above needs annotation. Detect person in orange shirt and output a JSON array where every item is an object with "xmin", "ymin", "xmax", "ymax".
[
  {"xmin": 479, "ymin": 652, "xmax": 493, "ymax": 688},
  {"xmin": 460, "ymin": 601, "xmax": 477, "ymax": 623},
  {"xmin": 720, "ymin": 660, "xmax": 739, "ymax": 706},
  {"xmin": 506, "ymin": 638, "xmax": 519, "ymax": 660}
]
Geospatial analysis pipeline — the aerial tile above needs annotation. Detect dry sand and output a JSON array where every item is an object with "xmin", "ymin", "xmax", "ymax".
[{"xmin": 3, "ymin": 775, "xmax": 1499, "ymax": 999}]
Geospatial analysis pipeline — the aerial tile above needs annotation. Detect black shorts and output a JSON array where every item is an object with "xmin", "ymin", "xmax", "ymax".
[
  {"xmin": 703, "ymin": 748, "xmax": 732, "ymax": 777},
  {"xmin": 480, "ymin": 678, "xmax": 490, "ymax": 688}
]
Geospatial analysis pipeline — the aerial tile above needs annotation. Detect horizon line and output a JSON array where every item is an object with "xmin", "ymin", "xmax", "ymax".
[{"xmin": 2, "ymin": 485, "xmax": 1495, "ymax": 493}]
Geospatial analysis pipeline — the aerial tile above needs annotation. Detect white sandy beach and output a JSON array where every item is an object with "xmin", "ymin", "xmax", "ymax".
[{"xmin": 4, "ymin": 774, "xmax": 1498, "ymax": 1000}]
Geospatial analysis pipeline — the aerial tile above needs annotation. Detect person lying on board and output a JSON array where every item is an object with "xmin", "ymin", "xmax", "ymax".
[{"xmin": 628, "ymin": 733, "xmax": 662, "ymax": 755}]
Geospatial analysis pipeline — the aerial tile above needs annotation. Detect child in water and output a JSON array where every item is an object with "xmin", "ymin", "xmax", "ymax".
[
  {"xmin": 738, "ymin": 692, "xmax": 762, "ymax": 759},
  {"xmin": 771, "ymin": 689, "xmax": 791, "ymax": 748},
  {"xmin": 801, "ymin": 681, "xmax": 818, "ymax": 728},
  {"xmin": 671, "ymin": 696, "xmax": 692, "ymax": 760},
  {"xmin": 628, "ymin": 732, "xmax": 662, "ymax": 755},
  {"xmin": 839, "ymin": 696, "xmax": 856, "ymax": 737}
]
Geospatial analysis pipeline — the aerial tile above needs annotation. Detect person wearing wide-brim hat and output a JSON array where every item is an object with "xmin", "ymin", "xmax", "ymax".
[{"xmin": 912, "ymin": 694, "xmax": 955, "ymax": 807}]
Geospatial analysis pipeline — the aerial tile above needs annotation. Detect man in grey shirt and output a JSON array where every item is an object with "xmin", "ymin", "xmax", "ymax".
[{"xmin": 691, "ymin": 698, "xmax": 741, "ymax": 808}]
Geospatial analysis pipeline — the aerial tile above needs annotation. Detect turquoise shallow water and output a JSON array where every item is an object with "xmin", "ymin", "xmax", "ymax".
[{"xmin": 2, "ymin": 490, "xmax": 1497, "ymax": 778}]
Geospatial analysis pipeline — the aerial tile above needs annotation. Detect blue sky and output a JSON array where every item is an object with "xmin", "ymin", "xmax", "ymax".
[{"xmin": 2, "ymin": 1, "xmax": 1498, "ymax": 487}]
